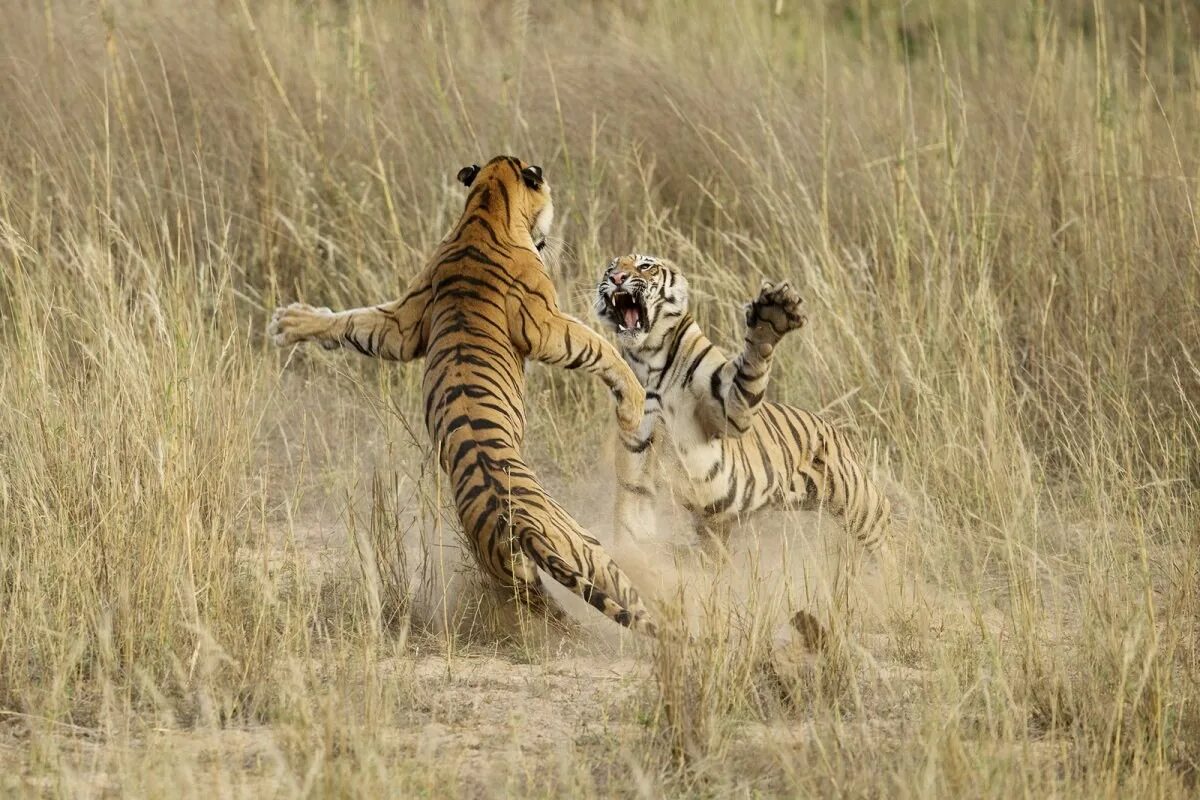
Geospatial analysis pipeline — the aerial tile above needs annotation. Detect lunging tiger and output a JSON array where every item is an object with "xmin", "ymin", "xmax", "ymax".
[
  {"xmin": 269, "ymin": 157, "xmax": 655, "ymax": 635},
  {"xmin": 594, "ymin": 253, "xmax": 891, "ymax": 553}
]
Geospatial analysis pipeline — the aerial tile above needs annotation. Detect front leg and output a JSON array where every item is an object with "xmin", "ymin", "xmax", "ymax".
[
  {"xmin": 269, "ymin": 276, "xmax": 431, "ymax": 362},
  {"xmin": 614, "ymin": 409, "xmax": 662, "ymax": 543},
  {"xmin": 519, "ymin": 310, "xmax": 646, "ymax": 432},
  {"xmin": 699, "ymin": 281, "xmax": 806, "ymax": 436}
]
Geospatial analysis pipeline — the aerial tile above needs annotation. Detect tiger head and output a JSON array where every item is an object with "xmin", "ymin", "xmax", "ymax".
[
  {"xmin": 457, "ymin": 156, "xmax": 553, "ymax": 252},
  {"xmin": 595, "ymin": 254, "xmax": 690, "ymax": 348}
]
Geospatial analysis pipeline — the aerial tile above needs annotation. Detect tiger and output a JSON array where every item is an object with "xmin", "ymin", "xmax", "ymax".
[
  {"xmin": 268, "ymin": 156, "xmax": 655, "ymax": 635},
  {"xmin": 594, "ymin": 253, "xmax": 892, "ymax": 554}
]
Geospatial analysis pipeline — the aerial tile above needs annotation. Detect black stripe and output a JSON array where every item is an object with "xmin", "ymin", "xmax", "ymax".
[{"xmin": 682, "ymin": 344, "xmax": 715, "ymax": 385}]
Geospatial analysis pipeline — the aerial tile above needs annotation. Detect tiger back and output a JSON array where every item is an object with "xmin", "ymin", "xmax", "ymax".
[{"xmin": 269, "ymin": 158, "xmax": 654, "ymax": 635}]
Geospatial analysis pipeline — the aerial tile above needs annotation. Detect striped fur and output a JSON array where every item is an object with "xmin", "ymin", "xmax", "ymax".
[
  {"xmin": 594, "ymin": 254, "xmax": 891, "ymax": 552},
  {"xmin": 269, "ymin": 157, "xmax": 654, "ymax": 635}
]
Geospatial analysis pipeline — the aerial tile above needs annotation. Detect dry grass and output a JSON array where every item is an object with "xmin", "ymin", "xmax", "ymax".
[{"xmin": 1, "ymin": 0, "xmax": 1198, "ymax": 796}]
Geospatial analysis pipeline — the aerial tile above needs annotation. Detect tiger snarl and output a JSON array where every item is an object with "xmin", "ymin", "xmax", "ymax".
[
  {"xmin": 269, "ymin": 157, "xmax": 655, "ymax": 635},
  {"xmin": 595, "ymin": 253, "xmax": 891, "ymax": 553}
]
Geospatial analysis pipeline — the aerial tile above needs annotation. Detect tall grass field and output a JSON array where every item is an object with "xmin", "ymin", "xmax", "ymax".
[{"xmin": 0, "ymin": 0, "xmax": 1197, "ymax": 796}]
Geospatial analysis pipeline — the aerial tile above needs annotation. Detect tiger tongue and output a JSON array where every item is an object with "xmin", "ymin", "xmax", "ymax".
[{"xmin": 623, "ymin": 307, "xmax": 640, "ymax": 330}]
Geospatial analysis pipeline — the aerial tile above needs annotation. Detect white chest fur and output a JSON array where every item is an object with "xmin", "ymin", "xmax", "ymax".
[{"xmin": 648, "ymin": 385, "xmax": 724, "ymax": 510}]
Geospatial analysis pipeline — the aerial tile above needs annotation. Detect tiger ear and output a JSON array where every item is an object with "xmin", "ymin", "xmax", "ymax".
[
  {"xmin": 457, "ymin": 164, "xmax": 481, "ymax": 187},
  {"xmin": 521, "ymin": 165, "xmax": 543, "ymax": 190}
]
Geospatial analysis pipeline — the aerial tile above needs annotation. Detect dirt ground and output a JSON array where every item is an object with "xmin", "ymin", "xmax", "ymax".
[{"xmin": 0, "ymin": 472, "xmax": 962, "ymax": 798}]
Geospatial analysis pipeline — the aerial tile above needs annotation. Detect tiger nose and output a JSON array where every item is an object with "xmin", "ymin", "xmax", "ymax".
[{"xmin": 610, "ymin": 270, "xmax": 628, "ymax": 286}]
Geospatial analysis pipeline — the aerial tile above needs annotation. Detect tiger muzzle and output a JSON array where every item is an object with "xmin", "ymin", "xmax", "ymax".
[{"xmin": 605, "ymin": 289, "xmax": 647, "ymax": 334}]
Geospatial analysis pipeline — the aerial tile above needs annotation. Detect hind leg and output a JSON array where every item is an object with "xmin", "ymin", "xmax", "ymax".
[
  {"xmin": 787, "ymin": 464, "xmax": 855, "ymax": 547},
  {"xmin": 784, "ymin": 468, "xmax": 868, "ymax": 634},
  {"xmin": 491, "ymin": 549, "xmax": 576, "ymax": 629},
  {"xmin": 786, "ymin": 465, "xmax": 830, "ymax": 512},
  {"xmin": 786, "ymin": 463, "xmax": 877, "ymax": 574}
]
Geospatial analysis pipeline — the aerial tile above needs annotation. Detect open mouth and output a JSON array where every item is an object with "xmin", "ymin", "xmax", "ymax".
[{"xmin": 606, "ymin": 290, "xmax": 646, "ymax": 333}]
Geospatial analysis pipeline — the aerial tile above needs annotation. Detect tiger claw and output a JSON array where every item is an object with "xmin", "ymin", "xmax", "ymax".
[
  {"xmin": 614, "ymin": 383, "xmax": 647, "ymax": 433},
  {"xmin": 745, "ymin": 280, "xmax": 807, "ymax": 339},
  {"xmin": 268, "ymin": 302, "xmax": 336, "ymax": 347}
]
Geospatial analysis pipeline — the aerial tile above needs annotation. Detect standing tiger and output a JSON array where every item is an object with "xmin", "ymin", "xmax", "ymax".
[
  {"xmin": 269, "ymin": 157, "xmax": 655, "ymax": 635},
  {"xmin": 594, "ymin": 254, "xmax": 891, "ymax": 553}
]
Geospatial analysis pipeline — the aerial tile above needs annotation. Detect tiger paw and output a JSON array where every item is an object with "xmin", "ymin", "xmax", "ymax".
[
  {"xmin": 744, "ymin": 281, "xmax": 806, "ymax": 341},
  {"xmin": 615, "ymin": 382, "xmax": 647, "ymax": 433},
  {"xmin": 268, "ymin": 303, "xmax": 339, "ymax": 349}
]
